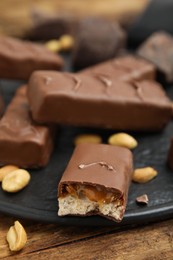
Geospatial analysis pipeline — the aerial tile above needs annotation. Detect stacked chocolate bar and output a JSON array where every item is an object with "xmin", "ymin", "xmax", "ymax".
[{"xmin": 0, "ymin": 36, "xmax": 63, "ymax": 168}]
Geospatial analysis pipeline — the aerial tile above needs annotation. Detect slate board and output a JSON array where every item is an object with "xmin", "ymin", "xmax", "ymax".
[{"xmin": 0, "ymin": 73, "xmax": 173, "ymax": 226}]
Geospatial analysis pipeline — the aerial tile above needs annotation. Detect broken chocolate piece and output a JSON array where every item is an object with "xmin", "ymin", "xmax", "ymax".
[
  {"xmin": 136, "ymin": 194, "xmax": 149, "ymax": 205},
  {"xmin": 28, "ymin": 71, "xmax": 172, "ymax": 131},
  {"xmin": 0, "ymin": 35, "xmax": 64, "ymax": 80},
  {"xmin": 0, "ymin": 86, "xmax": 55, "ymax": 168},
  {"xmin": 137, "ymin": 31, "xmax": 173, "ymax": 82},
  {"xmin": 72, "ymin": 18, "xmax": 126, "ymax": 69},
  {"xmin": 81, "ymin": 54, "xmax": 156, "ymax": 83},
  {"xmin": 58, "ymin": 143, "xmax": 133, "ymax": 222}
]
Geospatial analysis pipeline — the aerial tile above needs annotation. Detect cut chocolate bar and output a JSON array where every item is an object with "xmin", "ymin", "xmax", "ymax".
[
  {"xmin": 58, "ymin": 143, "xmax": 133, "ymax": 222},
  {"xmin": 72, "ymin": 18, "xmax": 126, "ymax": 69},
  {"xmin": 28, "ymin": 71, "xmax": 172, "ymax": 131},
  {"xmin": 0, "ymin": 35, "xmax": 64, "ymax": 80},
  {"xmin": 0, "ymin": 85, "xmax": 55, "ymax": 168},
  {"xmin": 81, "ymin": 54, "xmax": 156, "ymax": 83},
  {"xmin": 137, "ymin": 31, "xmax": 173, "ymax": 82}
]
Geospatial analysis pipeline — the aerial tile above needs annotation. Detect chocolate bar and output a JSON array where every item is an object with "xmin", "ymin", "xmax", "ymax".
[
  {"xmin": 81, "ymin": 54, "xmax": 156, "ymax": 83},
  {"xmin": 0, "ymin": 86, "xmax": 55, "ymax": 168},
  {"xmin": 58, "ymin": 143, "xmax": 133, "ymax": 222},
  {"xmin": 72, "ymin": 18, "xmax": 126, "ymax": 69},
  {"xmin": 137, "ymin": 32, "xmax": 173, "ymax": 82},
  {"xmin": 28, "ymin": 71, "xmax": 172, "ymax": 131},
  {"xmin": 0, "ymin": 35, "xmax": 64, "ymax": 80}
]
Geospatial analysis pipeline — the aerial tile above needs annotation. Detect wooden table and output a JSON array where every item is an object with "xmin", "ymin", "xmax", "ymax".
[{"xmin": 0, "ymin": 213, "xmax": 173, "ymax": 259}]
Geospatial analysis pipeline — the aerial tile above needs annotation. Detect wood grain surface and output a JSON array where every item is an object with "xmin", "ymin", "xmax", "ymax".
[
  {"xmin": 0, "ymin": 0, "xmax": 149, "ymax": 37},
  {"xmin": 0, "ymin": 213, "xmax": 173, "ymax": 259}
]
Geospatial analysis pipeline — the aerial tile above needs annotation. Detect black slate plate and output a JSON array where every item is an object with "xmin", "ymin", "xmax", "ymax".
[{"xmin": 0, "ymin": 78, "xmax": 173, "ymax": 227}]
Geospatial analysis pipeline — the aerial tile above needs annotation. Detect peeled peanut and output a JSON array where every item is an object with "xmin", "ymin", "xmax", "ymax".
[
  {"xmin": 108, "ymin": 133, "xmax": 138, "ymax": 149},
  {"xmin": 0, "ymin": 165, "xmax": 19, "ymax": 182},
  {"xmin": 45, "ymin": 35, "xmax": 74, "ymax": 53},
  {"xmin": 2, "ymin": 169, "xmax": 31, "ymax": 192},
  {"xmin": 74, "ymin": 134, "xmax": 102, "ymax": 145},
  {"xmin": 59, "ymin": 35, "xmax": 74, "ymax": 51},
  {"xmin": 7, "ymin": 221, "xmax": 27, "ymax": 251},
  {"xmin": 132, "ymin": 167, "xmax": 158, "ymax": 183},
  {"xmin": 45, "ymin": 39, "xmax": 61, "ymax": 53}
]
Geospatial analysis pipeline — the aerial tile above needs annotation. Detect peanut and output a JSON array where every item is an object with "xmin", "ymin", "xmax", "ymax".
[
  {"xmin": 7, "ymin": 221, "xmax": 27, "ymax": 251},
  {"xmin": 0, "ymin": 165, "xmax": 19, "ymax": 182},
  {"xmin": 2, "ymin": 169, "xmax": 31, "ymax": 192},
  {"xmin": 74, "ymin": 134, "xmax": 102, "ymax": 146},
  {"xmin": 132, "ymin": 167, "xmax": 158, "ymax": 183},
  {"xmin": 108, "ymin": 133, "xmax": 138, "ymax": 149},
  {"xmin": 59, "ymin": 35, "xmax": 74, "ymax": 51},
  {"xmin": 45, "ymin": 39, "xmax": 61, "ymax": 53},
  {"xmin": 45, "ymin": 35, "xmax": 74, "ymax": 53}
]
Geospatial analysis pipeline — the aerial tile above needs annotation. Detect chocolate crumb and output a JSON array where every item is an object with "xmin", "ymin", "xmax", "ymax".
[{"xmin": 136, "ymin": 194, "xmax": 149, "ymax": 205}]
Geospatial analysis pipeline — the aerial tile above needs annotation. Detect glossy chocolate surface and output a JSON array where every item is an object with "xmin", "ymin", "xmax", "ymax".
[
  {"xmin": 81, "ymin": 54, "xmax": 156, "ymax": 83},
  {"xmin": 58, "ymin": 143, "xmax": 133, "ymax": 195},
  {"xmin": 0, "ymin": 86, "xmax": 55, "ymax": 167},
  {"xmin": 137, "ymin": 32, "xmax": 173, "ymax": 82},
  {"xmin": 28, "ymin": 71, "xmax": 172, "ymax": 131},
  {"xmin": 0, "ymin": 35, "xmax": 64, "ymax": 80}
]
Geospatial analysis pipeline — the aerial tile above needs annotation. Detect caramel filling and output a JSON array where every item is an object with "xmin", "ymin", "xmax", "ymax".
[{"xmin": 61, "ymin": 184, "xmax": 122, "ymax": 205}]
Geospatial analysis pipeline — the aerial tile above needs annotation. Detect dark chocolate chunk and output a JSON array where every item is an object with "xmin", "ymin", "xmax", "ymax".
[
  {"xmin": 58, "ymin": 143, "xmax": 133, "ymax": 222},
  {"xmin": 137, "ymin": 31, "xmax": 173, "ymax": 82},
  {"xmin": 72, "ymin": 18, "xmax": 126, "ymax": 69},
  {"xmin": 27, "ymin": 14, "xmax": 79, "ymax": 41},
  {"xmin": 136, "ymin": 194, "xmax": 149, "ymax": 205},
  {"xmin": 0, "ymin": 35, "xmax": 64, "ymax": 80},
  {"xmin": 0, "ymin": 86, "xmax": 55, "ymax": 168},
  {"xmin": 28, "ymin": 71, "xmax": 172, "ymax": 131},
  {"xmin": 81, "ymin": 54, "xmax": 156, "ymax": 82}
]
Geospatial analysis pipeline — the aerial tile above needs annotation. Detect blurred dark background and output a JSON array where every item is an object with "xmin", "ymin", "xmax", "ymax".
[{"xmin": 0, "ymin": 0, "xmax": 149, "ymax": 39}]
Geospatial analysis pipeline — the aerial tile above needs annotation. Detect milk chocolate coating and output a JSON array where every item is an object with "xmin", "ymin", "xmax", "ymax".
[
  {"xmin": 137, "ymin": 32, "xmax": 173, "ymax": 82},
  {"xmin": 28, "ymin": 71, "xmax": 172, "ymax": 131},
  {"xmin": 72, "ymin": 18, "xmax": 126, "ymax": 69},
  {"xmin": 0, "ymin": 35, "xmax": 64, "ymax": 80},
  {"xmin": 81, "ymin": 54, "xmax": 156, "ymax": 83},
  {"xmin": 0, "ymin": 86, "xmax": 55, "ymax": 168},
  {"xmin": 58, "ymin": 143, "xmax": 133, "ymax": 221}
]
